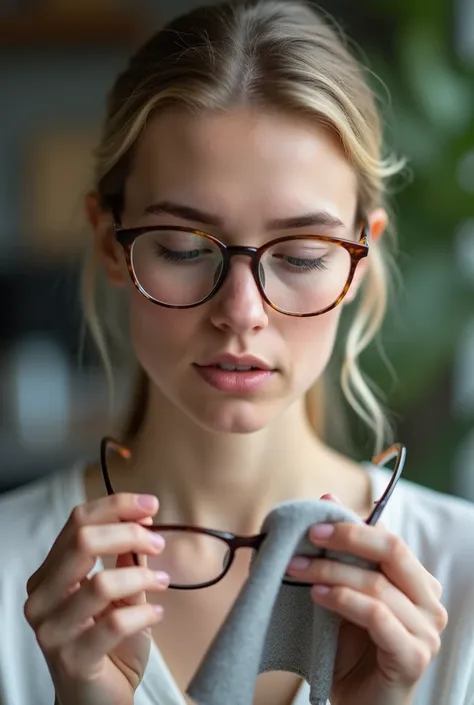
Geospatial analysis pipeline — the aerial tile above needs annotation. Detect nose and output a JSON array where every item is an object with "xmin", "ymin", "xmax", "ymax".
[{"xmin": 209, "ymin": 257, "xmax": 269, "ymax": 334}]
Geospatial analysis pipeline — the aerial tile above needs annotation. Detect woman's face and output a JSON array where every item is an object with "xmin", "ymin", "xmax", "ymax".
[{"xmin": 99, "ymin": 107, "xmax": 381, "ymax": 434}]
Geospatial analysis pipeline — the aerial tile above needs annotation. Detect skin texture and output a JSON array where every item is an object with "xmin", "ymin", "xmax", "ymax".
[
  {"xmin": 103, "ymin": 107, "xmax": 370, "ymax": 435},
  {"xmin": 24, "ymin": 106, "xmax": 447, "ymax": 705}
]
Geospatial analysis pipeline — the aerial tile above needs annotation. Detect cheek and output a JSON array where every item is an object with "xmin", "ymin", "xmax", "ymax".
[
  {"xmin": 282, "ymin": 309, "xmax": 341, "ymax": 386},
  {"xmin": 128, "ymin": 289, "xmax": 197, "ymax": 374}
]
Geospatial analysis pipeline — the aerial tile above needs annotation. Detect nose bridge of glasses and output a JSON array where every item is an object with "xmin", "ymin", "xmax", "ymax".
[
  {"xmin": 217, "ymin": 245, "xmax": 263, "ymax": 297},
  {"xmin": 231, "ymin": 533, "xmax": 266, "ymax": 550},
  {"xmin": 225, "ymin": 245, "xmax": 259, "ymax": 259}
]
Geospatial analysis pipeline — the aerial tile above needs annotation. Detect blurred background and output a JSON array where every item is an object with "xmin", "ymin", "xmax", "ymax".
[{"xmin": 0, "ymin": 0, "xmax": 473, "ymax": 497}]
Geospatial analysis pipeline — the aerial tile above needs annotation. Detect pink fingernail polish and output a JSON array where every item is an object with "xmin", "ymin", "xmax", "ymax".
[
  {"xmin": 137, "ymin": 494, "xmax": 158, "ymax": 510},
  {"xmin": 311, "ymin": 523, "xmax": 335, "ymax": 540},
  {"xmin": 154, "ymin": 571, "xmax": 170, "ymax": 586},
  {"xmin": 149, "ymin": 532, "xmax": 165, "ymax": 550},
  {"xmin": 288, "ymin": 556, "xmax": 310, "ymax": 570}
]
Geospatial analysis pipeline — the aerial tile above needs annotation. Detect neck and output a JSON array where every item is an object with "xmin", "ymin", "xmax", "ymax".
[{"xmin": 99, "ymin": 383, "xmax": 371, "ymax": 535}]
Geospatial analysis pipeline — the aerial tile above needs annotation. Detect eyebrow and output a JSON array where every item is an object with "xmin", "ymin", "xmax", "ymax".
[{"xmin": 143, "ymin": 201, "xmax": 346, "ymax": 230}]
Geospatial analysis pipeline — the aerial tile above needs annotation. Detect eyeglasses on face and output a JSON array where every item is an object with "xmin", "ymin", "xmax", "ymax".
[
  {"xmin": 99, "ymin": 437, "xmax": 406, "ymax": 590},
  {"xmin": 113, "ymin": 221, "xmax": 370, "ymax": 317}
]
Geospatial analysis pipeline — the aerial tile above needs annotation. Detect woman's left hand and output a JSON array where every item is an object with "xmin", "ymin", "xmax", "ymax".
[{"xmin": 286, "ymin": 496, "xmax": 448, "ymax": 705}]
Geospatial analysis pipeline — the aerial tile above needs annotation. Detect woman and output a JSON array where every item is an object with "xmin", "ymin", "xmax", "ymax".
[{"xmin": 1, "ymin": 1, "xmax": 473, "ymax": 704}]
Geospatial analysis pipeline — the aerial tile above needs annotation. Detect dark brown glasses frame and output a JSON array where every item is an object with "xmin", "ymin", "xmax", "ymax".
[
  {"xmin": 114, "ymin": 222, "xmax": 369, "ymax": 317},
  {"xmin": 99, "ymin": 437, "xmax": 406, "ymax": 590}
]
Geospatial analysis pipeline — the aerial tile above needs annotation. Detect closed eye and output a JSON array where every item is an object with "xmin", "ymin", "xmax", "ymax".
[{"xmin": 272, "ymin": 253, "xmax": 330, "ymax": 272}]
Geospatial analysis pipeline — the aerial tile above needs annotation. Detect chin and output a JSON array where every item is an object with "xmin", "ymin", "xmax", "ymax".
[{"xmin": 187, "ymin": 398, "xmax": 278, "ymax": 435}]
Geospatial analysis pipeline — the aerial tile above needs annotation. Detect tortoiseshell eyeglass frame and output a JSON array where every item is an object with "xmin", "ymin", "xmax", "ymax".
[
  {"xmin": 100, "ymin": 437, "xmax": 406, "ymax": 590},
  {"xmin": 113, "ymin": 219, "xmax": 370, "ymax": 317}
]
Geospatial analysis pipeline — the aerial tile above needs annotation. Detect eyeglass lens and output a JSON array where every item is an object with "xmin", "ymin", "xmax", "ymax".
[{"xmin": 145, "ymin": 529, "xmax": 232, "ymax": 588}]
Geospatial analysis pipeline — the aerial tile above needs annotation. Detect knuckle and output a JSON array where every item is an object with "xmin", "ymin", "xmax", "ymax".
[
  {"xmin": 133, "ymin": 523, "xmax": 146, "ymax": 541},
  {"xmin": 109, "ymin": 493, "xmax": 126, "ymax": 512},
  {"xmin": 89, "ymin": 572, "xmax": 110, "ymax": 600},
  {"xmin": 426, "ymin": 629, "xmax": 442, "ymax": 656},
  {"xmin": 367, "ymin": 600, "xmax": 389, "ymax": 629},
  {"xmin": 138, "ymin": 525, "xmax": 155, "ymax": 548},
  {"xmin": 23, "ymin": 597, "xmax": 42, "ymax": 627},
  {"xmin": 387, "ymin": 534, "xmax": 407, "ymax": 561},
  {"xmin": 332, "ymin": 586, "xmax": 351, "ymax": 607},
  {"xmin": 74, "ymin": 525, "xmax": 91, "ymax": 554},
  {"xmin": 411, "ymin": 645, "xmax": 432, "ymax": 677},
  {"xmin": 433, "ymin": 603, "xmax": 449, "ymax": 632},
  {"xmin": 35, "ymin": 622, "xmax": 52, "ymax": 652},
  {"xmin": 70, "ymin": 505, "xmax": 88, "ymax": 528},
  {"xmin": 316, "ymin": 561, "xmax": 332, "ymax": 583},
  {"xmin": 105, "ymin": 610, "xmax": 125, "ymax": 637},
  {"xmin": 23, "ymin": 598, "xmax": 35, "ymax": 625},
  {"xmin": 343, "ymin": 523, "xmax": 361, "ymax": 547},
  {"xmin": 368, "ymin": 573, "xmax": 388, "ymax": 599},
  {"xmin": 23, "ymin": 596, "xmax": 54, "ymax": 635}
]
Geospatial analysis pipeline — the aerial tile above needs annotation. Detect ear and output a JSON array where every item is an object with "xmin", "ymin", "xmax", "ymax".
[
  {"xmin": 343, "ymin": 207, "xmax": 388, "ymax": 304},
  {"xmin": 368, "ymin": 207, "xmax": 389, "ymax": 243},
  {"xmin": 85, "ymin": 191, "xmax": 126, "ymax": 286}
]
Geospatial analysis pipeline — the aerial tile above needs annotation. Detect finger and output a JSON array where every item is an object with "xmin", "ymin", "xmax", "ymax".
[
  {"xmin": 35, "ymin": 567, "xmax": 169, "ymax": 651},
  {"xmin": 70, "ymin": 603, "xmax": 164, "ymax": 675},
  {"xmin": 25, "ymin": 525, "xmax": 165, "ymax": 627},
  {"xmin": 320, "ymin": 493, "xmax": 342, "ymax": 503},
  {"xmin": 114, "ymin": 551, "xmax": 160, "ymax": 609},
  {"xmin": 288, "ymin": 558, "xmax": 436, "ymax": 642},
  {"xmin": 91, "ymin": 552, "xmax": 147, "ymax": 633},
  {"xmin": 311, "ymin": 586, "xmax": 435, "ymax": 684},
  {"xmin": 309, "ymin": 521, "xmax": 440, "ymax": 609},
  {"xmin": 27, "ymin": 493, "xmax": 159, "ymax": 596}
]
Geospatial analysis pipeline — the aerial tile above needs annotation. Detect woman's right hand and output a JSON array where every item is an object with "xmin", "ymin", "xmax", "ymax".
[{"xmin": 24, "ymin": 493, "xmax": 169, "ymax": 705}]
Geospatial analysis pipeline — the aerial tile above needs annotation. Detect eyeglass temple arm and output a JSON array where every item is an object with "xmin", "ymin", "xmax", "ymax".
[
  {"xmin": 100, "ymin": 437, "xmax": 132, "ymax": 496},
  {"xmin": 99, "ymin": 435, "xmax": 405, "ymax": 526},
  {"xmin": 359, "ymin": 222, "xmax": 370, "ymax": 247},
  {"xmin": 365, "ymin": 442, "xmax": 407, "ymax": 525}
]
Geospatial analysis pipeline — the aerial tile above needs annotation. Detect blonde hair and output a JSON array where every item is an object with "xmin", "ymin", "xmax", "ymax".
[{"xmin": 83, "ymin": 0, "xmax": 403, "ymax": 453}]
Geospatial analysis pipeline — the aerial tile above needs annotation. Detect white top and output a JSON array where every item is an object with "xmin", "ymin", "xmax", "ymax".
[{"xmin": 1, "ymin": 463, "xmax": 474, "ymax": 705}]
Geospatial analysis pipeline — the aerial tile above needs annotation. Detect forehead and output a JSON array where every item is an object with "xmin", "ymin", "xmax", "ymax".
[{"xmin": 124, "ymin": 106, "xmax": 358, "ymax": 228}]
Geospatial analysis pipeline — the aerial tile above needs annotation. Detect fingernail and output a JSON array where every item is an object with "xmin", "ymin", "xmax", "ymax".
[
  {"xmin": 154, "ymin": 571, "xmax": 170, "ymax": 586},
  {"xmin": 310, "ymin": 523, "xmax": 335, "ymax": 540},
  {"xmin": 149, "ymin": 532, "xmax": 165, "ymax": 550},
  {"xmin": 154, "ymin": 605, "xmax": 164, "ymax": 618},
  {"xmin": 288, "ymin": 556, "xmax": 310, "ymax": 570},
  {"xmin": 312, "ymin": 585, "xmax": 331, "ymax": 596},
  {"xmin": 320, "ymin": 493, "xmax": 341, "ymax": 503},
  {"xmin": 137, "ymin": 494, "xmax": 158, "ymax": 511}
]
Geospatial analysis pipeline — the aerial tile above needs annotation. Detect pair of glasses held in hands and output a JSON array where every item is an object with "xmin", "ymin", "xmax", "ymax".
[{"xmin": 100, "ymin": 437, "xmax": 406, "ymax": 590}]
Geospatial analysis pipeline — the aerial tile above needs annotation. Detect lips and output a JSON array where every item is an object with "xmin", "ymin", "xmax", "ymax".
[
  {"xmin": 193, "ymin": 353, "xmax": 276, "ymax": 393},
  {"xmin": 196, "ymin": 353, "xmax": 273, "ymax": 372},
  {"xmin": 194, "ymin": 364, "xmax": 274, "ymax": 393}
]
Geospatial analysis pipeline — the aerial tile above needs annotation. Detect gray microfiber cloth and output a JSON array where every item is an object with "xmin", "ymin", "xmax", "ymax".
[{"xmin": 187, "ymin": 499, "xmax": 377, "ymax": 705}]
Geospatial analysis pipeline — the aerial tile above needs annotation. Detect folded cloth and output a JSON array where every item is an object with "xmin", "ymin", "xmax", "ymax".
[{"xmin": 187, "ymin": 499, "xmax": 376, "ymax": 705}]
